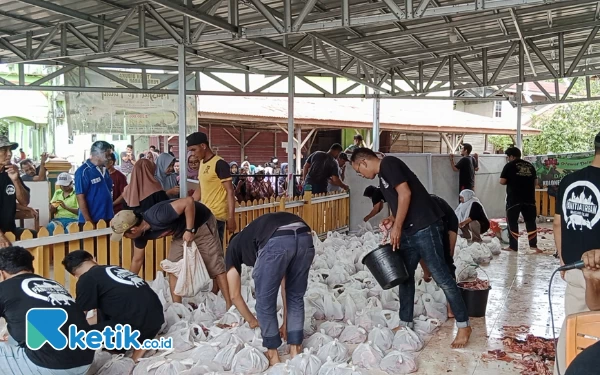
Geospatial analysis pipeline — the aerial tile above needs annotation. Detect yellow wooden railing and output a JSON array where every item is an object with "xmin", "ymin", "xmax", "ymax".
[
  {"xmin": 536, "ymin": 190, "xmax": 556, "ymax": 217},
  {"xmin": 8, "ymin": 191, "xmax": 349, "ymax": 291}
]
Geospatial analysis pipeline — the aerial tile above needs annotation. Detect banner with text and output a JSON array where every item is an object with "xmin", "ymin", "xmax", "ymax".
[
  {"xmin": 65, "ymin": 70, "xmax": 197, "ymax": 135},
  {"xmin": 525, "ymin": 151, "xmax": 594, "ymax": 195}
]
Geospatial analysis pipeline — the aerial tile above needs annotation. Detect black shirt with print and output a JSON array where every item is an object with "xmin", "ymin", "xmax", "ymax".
[
  {"xmin": 556, "ymin": 166, "xmax": 600, "ymax": 264},
  {"xmin": 378, "ymin": 156, "xmax": 443, "ymax": 235},
  {"xmin": 0, "ymin": 274, "xmax": 94, "ymax": 369},
  {"xmin": 134, "ymin": 200, "xmax": 213, "ymax": 248},
  {"xmin": 75, "ymin": 265, "xmax": 164, "ymax": 337},
  {"xmin": 371, "ymin": 188, "xmax": 386, "ymax": 206},
  {"xmin": 0, "ymin": 172, "xmax": 30, "ymax": 233},
  {"xmin": 226, "ymin": 212, "xmax": 308, "ymax": 274},
  {"xmin": 455, "ymin": 156, "xmax": 478, "ymax": 190},
  {"xmin": 500, "ymin": 159, "xmax": 537, "ymax": 206},
  {"xmin": 305, "ymin": 151, "xmax": 339, "ymax": 190}
]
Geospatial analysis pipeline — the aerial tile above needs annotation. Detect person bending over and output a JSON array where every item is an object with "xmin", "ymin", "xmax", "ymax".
[
  {"xmin": 62, "ymin": 250, "xmax": 164, "ymax": 362},
  {"xmin": 226, "ymin": 212, "xmax": 315, "ymax": 365},
  {"xmin": 455, "ymin": 189, "xmax": 490, "ymax": 243},
  {"xmin": 109, "ymin": 197, "xmax": 231, "ymax": 308},
  {"xmin": 363, "ymin": 185, "xmax": 387, "ymax": 222},
  {"xmin": 0, "ymin": 246, "xmax": 94, "ymax": 374},
  {"xmin": 302, "ymin": 144, "xmax": 349, "ymax": 194},
  {"xmin": 350, "ymin": 147, "xmax": 471, "ymax": 348}
]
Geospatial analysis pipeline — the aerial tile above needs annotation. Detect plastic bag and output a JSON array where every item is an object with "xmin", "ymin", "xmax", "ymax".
[
  {"xmin": 487, "ymin": 237, "xmax": 502, "ymax": 255},
  {"xmin": 304, "ymin": 309, "xmax": 317, "ymax": 337},
  {"xmin": 218, "ymin": 306, "xmax": 244, "ymax": 327},
  {"xmin": 422, "ymin": 293, "xmax": 447, "ymax": 322},
  {"xmin": 382, "ymin": 310, "xmax": 400, "ymax": 330},
  {"xmin": 320, "ymin": 321, "xmax": 346, "ymax": 338},
  {"xmin": 338, "ymin": 322, "xmax": 367, "ymax": 344},
  {"xmin": 231, "ymin": 344, "xmax": 269, "ymax": 374},
  {"xmin": 413, "ymin": 316, "xmax": 441, "ymax": 337},
  {"xmin": 317, "ymin": 339, "xmax": 350, "ymax": 364},
  {"xmin": 96, "ymin": 354, "xmax": 135, "ymax": 375},
  {"xmin": 191, "ymin": 303, "xmax": 217, "ymax": 327},
  {"xmin": 204, "ymin": 293, "xmax": 227, "ymax": 319},
  {"xmin": 268, "ymin": 361, "xmax": 304, "ymax": 375},
  {"xmin": 304, "ymin": 329, "xmax": 334, "ymax": 350},
  {"xmin": 323, "ymin": 293, "xmax": 344, "ymax": 321},
  {"xmin": 179, "ymin": 363, "xmax": 225, "ymax": 375},
  {"xmin": 413, "ymin": 294, "xmax": 426, "ymax": 319},
  {"xmin": 164, "ymin": 321, "xmax": 201, "ymax": 352},
  {"xmin": 160, "ymin": 241, "xmax": 211, "ymax": 297},
  {"xmin": 151, "ymin": 271, "xmax": 173, "ymax": 306},
  {"xmin": 213, "ymin": 342, "xmax": 243, "ymax": 371},
  {"xmin": 166, "ymin": 342, "xmax": 219, "ymax": 364},
  {"xmin": 164, "ymin": 303, "xmax": 192, "ymax": 329},
  {"xmin": 208, "ymin": 330, "xmax": 244, "ymax": 349},
  {"xmin": 289, "ymin": 348, "xmax": 322, "ymax": 375},
  {"xmin": 342, "ymin": 296, "xmax": 357, "ymax": 324},
  {"xmin": 312, "ymin": 256, "xmax": 330, "ymax": 271},
  {"xmin": 379, "ymin": 350, "xmax": 418, "ymax": 374},
  {"xmin": 380, "ymin": 289, "xmax": 400, "ymax": 311},
  {"xmin": 145, "ymin": 359, "xmax": 187, "ymax": 375},
  {"xmin": 86, "ymin": 350, "xmax": 113, "ymax": 375},
  {"xmin": 233, "ymin": 324, "xmax": 256, "ymax": 343},
  {"xmin": 392, "ymin": 327, "xmax": 424, "ymax": 352},
  {"xmin": 368, "ymin": 324, "xmax": 395, "ymax": 352},
  {"xmin": 351, "ymin": 342, "xmax": 384, "ymax": 370}
]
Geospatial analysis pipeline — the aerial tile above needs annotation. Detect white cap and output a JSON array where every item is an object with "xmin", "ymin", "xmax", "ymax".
[{"xmin": 56, "ymin": 172, "xmax": 73, "ymax": 187}]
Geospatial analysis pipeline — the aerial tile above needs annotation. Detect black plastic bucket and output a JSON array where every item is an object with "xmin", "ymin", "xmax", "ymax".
[
  {"xmin": 457, "ymin": 265, "xmax": 491, "ymax": 318},
  {"xmin": 362, "ymin": 244, "xmax": 409, "ymax": 289}
]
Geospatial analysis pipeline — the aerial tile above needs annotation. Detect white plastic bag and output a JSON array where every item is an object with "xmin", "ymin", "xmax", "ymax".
[
  {"xmin": 342, "ymin": 296, "xmax": 357, "ymax": 324},
  {"xmin": 218, "ymin": 306, "xmax": 244, "ymax": 327},
  {"xmin": 368, "ymin": 324, "xmax": 395, "ymax": 352},
  {"xmin": 231, "ymin": 344, "xmax": 269, "ymax": 374},
  {"xmin": 304, "ymin": 329, "xmax": 334, "ymax": 350},
  {"xmin": 213, "ymin": 343, "xmax": 243, "ymax": 371},
  {"xmin": 379, "ymin": 350, "xmax": 418, "ymax": 374},
  {"xmin": 392, "ymin": 327, "xmax": 424, "ymax": 352},
  {"xmin": 191, "ymin": 303, "xmax": 217, "ymax": 327},
  {"xmin": 208, "ymin": 330, "xmax": 244, "ymax": 349},
  {"xmin": 179, "ymin": 363, "xmax": 225, "ymax": 375},
  {"xmin": 382, "ymin": 310, "xmax": 400, "ymax": 330},
  {"xmin": 413, "ymin": 316, "xmax": 442, "ymax": 337},
  {"xmin": 164, "ymin": 321, "xmax": 200, "ymax": 352},
  {"xmin": 338, "ymin": 322, "xmax": 367, "ymax": 345},
  {"xmin": 289, "ymin": 348, "xmax": 322, "ymax": 375},
  {"xmin": 319, "ymin": 321, "xmax": 346, "ymax": 338},
  {"xmin": 486, "ymin": 237, "xmax": 502, "ymax": 255},
  {"xmin": 96, "ymin": 355, "xmax": 135, "ymax": 375},
  {"xmin": 422, "ymin": 293, "xmax": 447, "ymax": 322},
  {"xmin": 380, "ymin": 289, "xmax": 400, "ymax": 311},
  {"xmin": 145, "ymin": 359, "xmax": 187, "ymax": 375},
  {"xmin": 413, "ymin": 294, "xmax": 426, "ymax": 318},
  {"xmin": 160, "ymin": 241, "xmax": 211, "ymax": 297},
  {"xmin": 323, "ymin": 293, "xmax": 344, "ymax": 321},
  {"xmin": 317, "ymin": 339, "xmax": 350, "ymax": 364},
  {"xmin": 86, "ymin": 350, "xmax": 113, "ymax": 375},
  {"xmin": 166, "ymin": 342, "xmax": 219, "ymax": 363},
  {"xmin": 351, "ymin": 342, "xmax": 384, "ymax": 370},
  {"xmin": 268, "ymin": 361, "xmax": 304, "ymax": 375}
]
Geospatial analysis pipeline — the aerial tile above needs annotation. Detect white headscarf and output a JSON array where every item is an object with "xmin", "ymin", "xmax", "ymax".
[{"xmin": 455, "ymin": 189, "xmax": 487, "ymax": 222}]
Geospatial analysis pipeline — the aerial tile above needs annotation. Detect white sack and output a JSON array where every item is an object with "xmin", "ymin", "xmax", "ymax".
[
  {"xmin": 231, "ymin": 344, "xmax": 269, "ymax": 374},
  {"xmin": 179, "ymin": 363, "xmax": 225, "ymax": 375},
  {"xmin": 96, "ymin": 355, "xmax": 135, "ymax": 375},
  {"xmin": 380, "ymin": 289, "xmax": 400, "ymax": 311},
  {"xmin": 368, "ymin": 325, "xmax": 395, "ymax": 352},
  {"xmin": 191, "ymin": 303, "xmax": 217, "ymax": 327},
  {"xmin": 86, "ymin": 350, "xmax": 113, "ymax": 375},
  {"xmin": 422, "ymin": 293, "xmax": 448, "ymax": 322},
  {"xmin": 268, "ymin": 361, "xmax": 304, "ymax": 375},
  {"xmin": 219, "ymin": 306, "xmax": 244, "ymax": 327},
  {"xmin": 208, "ymin": 330, "xmax": 244, "ymax": 350},
  {"xmin": 351, "ymin": 342, "xmax": 384, "ymax": 370},
  {"xmin": 338, "ymin": 323, "xmax": 367, "ymax": 345},
  {"xmin": 164, "ymin": 303, "xmax": 192, "ymax": 330},
  {"xmin": 164, "ymin": 321, "xmax": 200, "ymax": 352},
  {"xmin": 342, "ymin": 296, "xmax": 357, "ymax": 324},
  {"xmin": 392, "ymin": 327, "xmax": 424, "ymax": 352},
  {"xmin": 289, "ymin": 348, "xmax": 322, "ymax": 375},
  {"xmin": 379, "ymin": 350, "xmax": 418, "ymax": 374},
  {"xmin": 166, "ymin": 342, "xmax": 219, "ymax": 363},
  {"xmin": 145, "ymin": 359, "xmax": 187, "ymax": 375},
  {"xmin": 213, "ymin": 343, "xmax": 243, "ymax": 371},
  {"xmin": 319, "ymin": 321, "xmax": 346, "ymax": 338},
  {"xmin": 317, "ymin": 339, "xmax": 350, "ymax": 363},
  {"xmin": 413, "ymin": 317, "xmax": 442, "ymax": 337},
  {"xmin": 487, "ymin": 237, "xmax": 502, "ymax": 255},
  {"xmin": 304, "ymin": 329, "xmax": 334, "ymax": 350},
  {"xmin": 160, "ymin": 241, "xmax": 211, "ymax": 297}
]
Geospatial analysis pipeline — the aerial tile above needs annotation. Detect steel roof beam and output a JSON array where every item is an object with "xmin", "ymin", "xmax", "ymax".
[{"xmin": 149, "ymin": 0, "xmax": 238, "ymax": 34}]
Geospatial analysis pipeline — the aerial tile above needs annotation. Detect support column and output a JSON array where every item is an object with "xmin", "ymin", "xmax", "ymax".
[
  {"xmin": 177, "ymin": 43, "xmax": 187, "ymax": 197},
  {"xmin": 516, "ymin": 82, "xmax": 523, "ymax": 149},
  {"xmin": 372, "ymin": 94, "xmax": 380, "ymax": 151},
  {"xmin": 296, "ymin": 126, "xmax": 302, "ymax": 174},
  {"xmin": 286, "ymin": 37, "xmax": 295, "ymax": 197}
]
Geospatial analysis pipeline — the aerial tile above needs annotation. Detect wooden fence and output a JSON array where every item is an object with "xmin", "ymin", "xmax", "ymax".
[
  {"xmin": 8, "ymin": 191, "xmax": 349, "ymax": 292},
  {"xmin": 536, "ymin": 190, "xmax": 556, "ymax": 217}
]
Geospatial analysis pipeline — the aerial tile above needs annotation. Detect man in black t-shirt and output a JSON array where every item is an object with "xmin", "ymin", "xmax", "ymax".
[
  {"xmin": 225, "ymin": 212, "xmax": 314, "ymax": 366},
  {"xmin": 62, "ymin": 250, "xmax": 164, "ymax": 362},
  {"xmin": 0, "ymin": 136, "xmax": 31, "ymax": 247},
  {"xmin": 0, "ymin": 246, "xmax": 94, "ymax": 374},
  {"xmin": 350, "ymin": 148, "xmax": 471, "ymax": 349},
  {"xmin": 109, "ymin": 197, "xmax": 231, "ymax": 307},
  {"xmin": 450, "ymin": 143, "xmax": 479, "ymax": 193},
  {"xmin": 500, "ymin": 147, "xmax": 539, "ymax": 252},
  {"xmin": 302, "ymin": 144, "xmax": 349, "ymax": 194},
  {"xmin": 363, "ymin": 185, "xmax": 387, "ymax": 222},
  {"xmin": 553, "ymin": 132, "xmax": 600, "ymax": 372}
]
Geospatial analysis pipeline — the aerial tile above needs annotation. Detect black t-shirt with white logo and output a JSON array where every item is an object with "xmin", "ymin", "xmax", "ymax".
[
  {"xmin": 0, "ymin": 172, "xmax": 30, "ymax": 233},
  {"xmin": 75, "ymin": 265, "xmax": 164, "ymax": 335},
  {"xmin": 0, "ymin": 273, "xmax": 94, "ymax": 369},
  {"xmin": 500, "ymin": 159, "xmax": 537, "ymax": 206},
  {"xmin": 305, "ymin": 151, "xmax": 340, "ymax": 191},
  {"xmin": 134, "ymin": 200, "xmax": 213, "ymax": 248},
  {"xmin": 378, "ymin": 156, "xmax": 443, "ymax": 235},
  {"xmin": 371, "ymin": 188, "xmax": 386, "ymax": 206},
  {"xmin": 455, "ymin": 156, "xmax": 478, "ymax": 190},
  {"xmin": 556, "ymin": 166, "xmax": 600, "ymax": 264}
]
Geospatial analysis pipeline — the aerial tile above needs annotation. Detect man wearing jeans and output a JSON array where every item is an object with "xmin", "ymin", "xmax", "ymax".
[
  {"xmin": 351, "ymin": 148, "xmax": 471, "ymax": 348},
  {"xmin": 500, "ymin": 147, "xmax": 540, "ymax": 252},
  {"xmin": 224, "ymin": 212, "xmax": 315, "ymax": 366}
]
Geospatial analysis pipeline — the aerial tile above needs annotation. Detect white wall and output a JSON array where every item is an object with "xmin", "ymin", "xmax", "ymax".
[
  {"xmin": 20, "ymin": 181, "xmax": 51, "ymax": 229},
  {"xmin": 346, "ymin": 154, "xmax": 509, "ymax": 232}
]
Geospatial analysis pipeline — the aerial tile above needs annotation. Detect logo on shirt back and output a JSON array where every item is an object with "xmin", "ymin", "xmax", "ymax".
[
  {"xmin": 5, "ymin": 184, "xmax": 15, "ymax": 195},
  {"xmin": 21, "ymin": 278, "xmax": 75, "ymax": 306},
  {"xmin": 562, "ymin": 181, "xmax": 600, "ymax": 231},
  {"xmin": 106, "ymin": 266, "xmax": 147, "ymax": 288},
  {"xmin": 380, "ymin": 178, "xmax": 389, "ymax": 189}
]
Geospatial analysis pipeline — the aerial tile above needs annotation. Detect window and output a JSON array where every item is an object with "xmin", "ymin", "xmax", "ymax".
[{"xmin": 494, "ymin": 101, "xmax": 502, "ymax": 118}]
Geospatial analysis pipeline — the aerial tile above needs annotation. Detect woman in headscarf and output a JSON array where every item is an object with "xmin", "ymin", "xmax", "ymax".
[
  {"xmin": 455, "ymin": 189, "xmax": 489, "ymax": 243},
  {"xmin": 146, "ymin": 150, "xmax": 159, "ymax": 164},
  {"xmin": 122, "ymin": 159, "xmax": 170, "ymax": 215},
  {"xmin": 230, "ymin": 162, "xmax": 239, "ymax": 187},
  {"xmin": 155, "ymin": 153, "xmax": 180, "ymax": 198},
  {"xmin": 248, "ymin": 168, "xmax": 274, "ymax": 201},
  {"xmin": 235, "ymin": 169, "xmax": 250, "ymax": 202},
  {"xmin": 187, "ymin": 151, "xmax": 200, "ymax": 180},
  {"xmin": 278, "ymin": 163, "xmax": 288, "ymax": 196}
]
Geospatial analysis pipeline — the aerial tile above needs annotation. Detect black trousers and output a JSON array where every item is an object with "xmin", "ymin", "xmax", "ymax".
[{"xmin": 506, "ymin": 203, "xmax": 537, "ymax": 250}]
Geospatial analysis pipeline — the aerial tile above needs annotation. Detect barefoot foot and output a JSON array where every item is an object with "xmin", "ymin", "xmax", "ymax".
[
  {"xmin": 502, "ymin": 247, "xmax": 517, "ymax": 252},
  {"xmin": 451, "ymin": 326, "xmax": 472, "ymax": 349},
  {"xmin": 266, "ymin": 349, "xmax": 281, "ymax": 366},
  {"xmin": 289, "ymin": 344, "xmax": 302, "ymax": 358},
  {"xmin": 531, "ymin": 247, "xmax": 543, "ymax": 253}
]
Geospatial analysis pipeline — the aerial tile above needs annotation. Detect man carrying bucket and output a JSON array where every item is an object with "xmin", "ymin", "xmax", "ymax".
[{"xmin": 350, "ymin": 148, "xmax": 472, "ymax": 349}]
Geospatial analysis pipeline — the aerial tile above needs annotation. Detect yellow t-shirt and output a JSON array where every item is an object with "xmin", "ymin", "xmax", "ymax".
[
  {"xmin": 199, "ymin": 155, "xmax": 232, "ymax": 221},
  {"xmin": 50, "ymin": 189, "xmax": 79, "ymax": 220}
]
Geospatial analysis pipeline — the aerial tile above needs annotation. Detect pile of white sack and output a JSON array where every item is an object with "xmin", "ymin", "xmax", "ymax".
[{"xmin": 86, "ymin": 224, "xmax": 501, "ymax": 375}]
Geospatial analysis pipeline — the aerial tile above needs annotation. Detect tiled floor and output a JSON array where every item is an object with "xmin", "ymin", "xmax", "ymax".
[{"xmin": 403, "ymin": 223, "xmax": 564, "ymax": 375}]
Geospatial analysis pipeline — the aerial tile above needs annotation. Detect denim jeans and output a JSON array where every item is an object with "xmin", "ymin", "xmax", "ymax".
[
  {"xmin": 46, "ymin": 218, "xmax": 77, "ymax": 236},
  {"xmin": 0, "ymin": 336, "xmax": 90, "ymax": 375},
  {"xmin": 397, "ymin": 221, "xmax": 470, "ymax": 328},
  {"xmin": 253, "ymin": 230, "xmax": 315, "ymax": 349}
]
